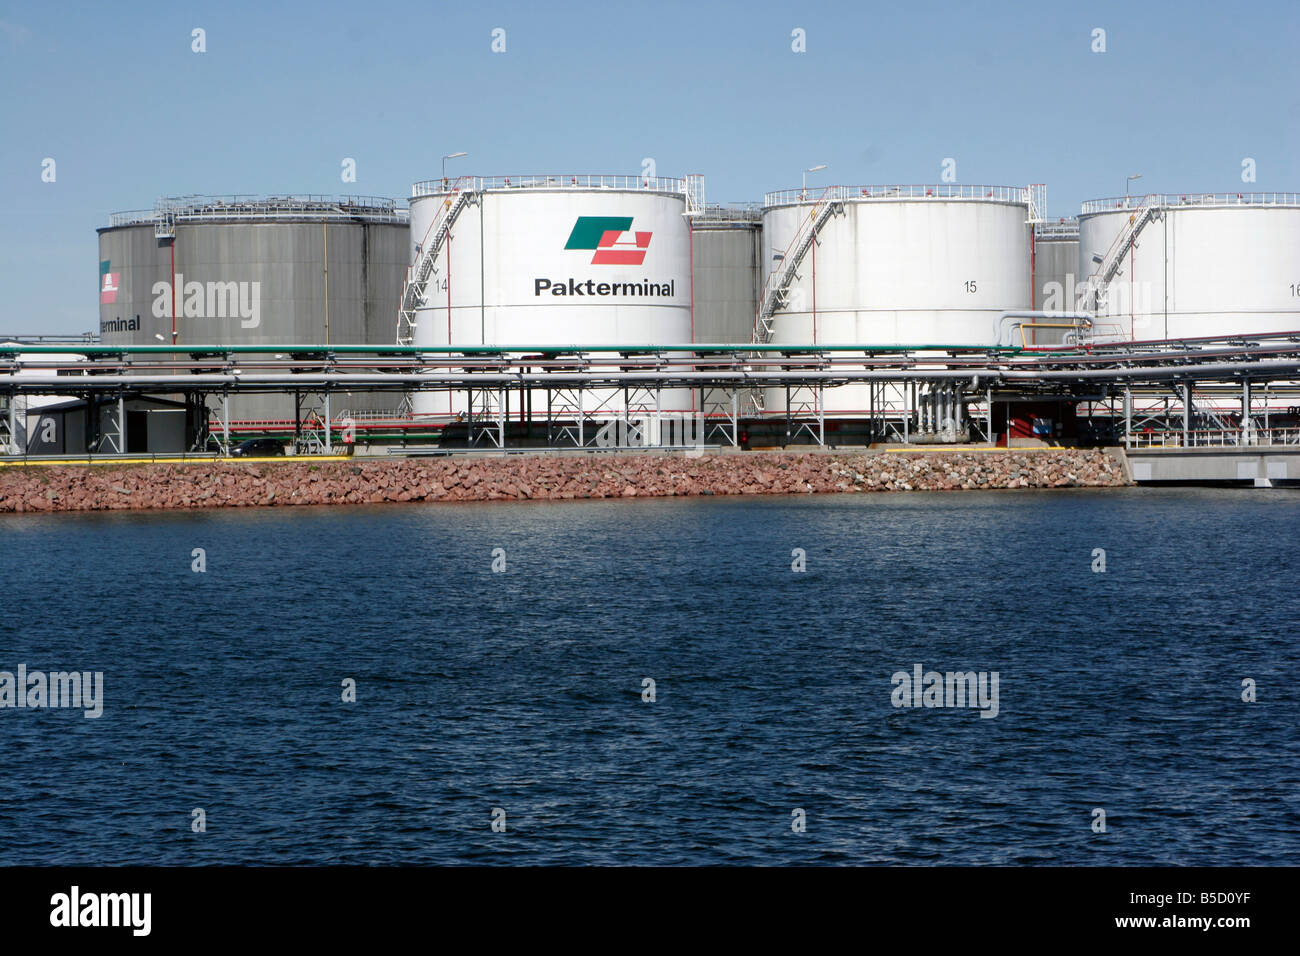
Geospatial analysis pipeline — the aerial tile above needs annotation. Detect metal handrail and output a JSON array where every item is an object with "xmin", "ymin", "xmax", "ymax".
[
  {"xmin": 411, "ymin": 175, "xmax": 688, "ymax": 197},
  {"xmin": 753, "ymin": 185, "xmax": 843, "ymax": 346},
  {"xmin": 1081, "ymin": 192, "xmax": 1300, "ymax": 214},
  {"xmin": 691, "ymin": 205, "xmax": 763, "ymax": 222},
  {"xmin": 1126, "ymin": 427, "xmax": 1300, "ymax": 448},
  {"xmin": 763, "ymin": 184, "xmax": 1031, "ymax": 207},
  {"xmin": 1035, "ymin": 219, "xmax": 1080, "ymax": 238},
  {"xmin": 1090, "ymin": 193, "xmax": 1161, "ymax": 292},
  {"xmin": 108, "ymin": 195, "xmax": 406, "ymax": 227}
]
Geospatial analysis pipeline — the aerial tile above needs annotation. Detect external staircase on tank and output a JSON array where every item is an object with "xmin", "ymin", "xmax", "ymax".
[
  {"xmin": 746, "ymin": 188, "xmax": 844, "ymax": 416},
  {"xmin": 395, "ymin": 177, "xmax": 477, "ymax": 417},
  {"xmin": 396, "ymin": 177, "xmax": 477, "ymax": 347},
  {"xmin": 1078, "ymin": 193, "xmax": 1162, "ymax": 327}
]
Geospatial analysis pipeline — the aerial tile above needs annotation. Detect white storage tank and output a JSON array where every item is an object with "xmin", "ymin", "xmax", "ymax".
[
  {"xmin": 758, "ymin": 184, "xmax": 1034, "ymax": 415},
  {"xmin": 406, "ymin": 174, "xmax": 693, "ymax": 419},
  {"xmin": 1078, "ymin": 192, "xmax": 1300, "ymax": 342}
]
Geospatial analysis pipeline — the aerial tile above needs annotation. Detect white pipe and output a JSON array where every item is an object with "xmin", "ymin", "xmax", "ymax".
[
  {"xmin": 995, "ymin": 310, "xmax": 1092, "ymax": 347},
  {"xmin": 2, "ymin": 360, "xmax": 1299, "ymax": 389}
]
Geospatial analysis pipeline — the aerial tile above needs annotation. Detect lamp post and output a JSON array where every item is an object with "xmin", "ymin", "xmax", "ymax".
[
  {"xmin": 803, "ymin": 164, "xmax": 828, "ymax": 197},
  {"xmin": 1125, "ymin": 173, "xmax": 1142, "ymax": 201},
  {"xmin": 442, "ymin": 151, "xmax": 467, "ymax": 185}
]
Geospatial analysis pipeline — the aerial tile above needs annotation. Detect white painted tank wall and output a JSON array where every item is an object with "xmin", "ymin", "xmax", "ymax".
[
  {"xmin": 760, "ymin": 197, "xmax": 1031, "ymax": 414},
  {"xmin": 409, "ymin": 186, "xmax": 693, "ymax": 418},
  {"xmin": 1078, "ymin": 203, "xmax": 1300, "ymax": 341}
]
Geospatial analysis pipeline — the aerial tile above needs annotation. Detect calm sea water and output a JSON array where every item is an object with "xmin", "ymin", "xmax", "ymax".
[{"xmin": 1, "ymin": 488, "xmax": 1297, "ymax": 865}]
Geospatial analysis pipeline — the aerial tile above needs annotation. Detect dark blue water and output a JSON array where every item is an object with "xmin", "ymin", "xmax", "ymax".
[{"xmin": 1, "ymin": 488, "xmax": 1297, "ymax": 865}]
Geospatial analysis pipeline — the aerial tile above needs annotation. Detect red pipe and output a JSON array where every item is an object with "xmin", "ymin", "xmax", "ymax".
[
  {"xmin": 446, "ymin": 227, "xmax": 453, "ymax": 416},
  {"xmin": 1029, "ymin": 229, "xmax": 1036, "ymax": 322},
  {"xmin": 689, "ymin": 219, "xmax": 696, "ymax": 413},
  {"xmin": 169, "ymin": 241, "xmax": 177, "ymax": 345}
]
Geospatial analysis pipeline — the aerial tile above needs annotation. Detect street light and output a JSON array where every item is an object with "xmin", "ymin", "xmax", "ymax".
[
  {"xmin": 803, "ymin": 164, "xmax": 828, "ymax": 195},
  {"xmin": 1125, "ymin": 173, "xmax": 1142, "ymax": 199},
  {"xmin": 443, "ymin": 151, "xmax": 467, "ymax": 184}
]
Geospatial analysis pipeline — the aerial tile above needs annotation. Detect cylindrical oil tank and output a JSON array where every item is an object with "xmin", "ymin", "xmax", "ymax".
[
  {"xmin": 97, "ymin": 195, "xmax": 409, "ymax": 424},
  {"xmin": 1031, "ymin": 218, "xmax": 1080, "ymax": 345},
  {"xmin": 690, "ymin": 207, "xmax": 762, "ymax": 345},
  {"xmin": 407, "ymin": 175, "xmax": 693, "ymax": 419},
  {"xmin": 1078, "ymin": 192, "xmax": 1300, "ymax": 342},
  {"xmin": 759, "ymin": 184, "xmax": 1033, "ymax": 415}
]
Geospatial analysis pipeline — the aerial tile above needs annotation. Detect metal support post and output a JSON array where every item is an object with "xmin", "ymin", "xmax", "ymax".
[
  {"xmin": 1241, "ymin": 379, "xmax": 1252, "ymax": 446},
  {"xmin": 1123, "ymin": 385, "xmax": 1132, "ymax": 448},
  {"xmin": 1182, "ymin": 381, "xmax": 1190, "ymax": 446}
]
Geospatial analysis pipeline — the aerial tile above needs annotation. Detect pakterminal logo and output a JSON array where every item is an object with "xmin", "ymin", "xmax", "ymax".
[
  {"xmin": 99, "ymin": 260, "xmax": 119, "ymax": 304},
  {"xmin": 564, "ymin": 216, "xmax": 651, "ymax": 265}
]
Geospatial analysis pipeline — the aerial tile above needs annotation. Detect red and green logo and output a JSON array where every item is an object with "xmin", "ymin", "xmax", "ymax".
[
  {"xmin": 564, "ymin": 216, "xmax": 651, "ymax": 265},
  {"xmin": 99, "ymin": 260, "xmax": 119, "ymax": 304}
]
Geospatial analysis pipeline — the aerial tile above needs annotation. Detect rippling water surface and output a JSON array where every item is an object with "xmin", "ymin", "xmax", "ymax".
[{"xmin": 1, "ymin": 487, "xmax": 1297, "ymax": 865}]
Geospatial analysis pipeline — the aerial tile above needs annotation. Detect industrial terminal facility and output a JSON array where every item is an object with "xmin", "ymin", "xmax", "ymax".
[{"xmin": 3, "ymin": 170, "xmax": 1300, "ymax": 485}]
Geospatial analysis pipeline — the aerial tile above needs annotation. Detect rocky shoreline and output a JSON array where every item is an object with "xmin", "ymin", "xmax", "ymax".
[{"xmin": 0, "ymin": 449, "xmax": 1130, "ymax": 514}]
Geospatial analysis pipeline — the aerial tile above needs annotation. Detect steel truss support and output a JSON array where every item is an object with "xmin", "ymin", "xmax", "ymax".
[
  {"xmin": 186, "ymin": 392, "xmax": 210, "ymax": 453},
  {"xmin": 1, "ymin": 389, "xmax": 16, "ymax": 455},
  {"xmin": 700, "ymin": 387, "xmax": 739, "ymax": 447},
  {"xmin": 867, "ymin": 381, "xmax": 909, "ymax": 445},
  {"xmin": 547, "ymin": 383, "xmax": 618, "ymax": 447},
  {"xmin": 621, "ymin": 383, "xmax": 660, "ymax": 447},
  {"xmin": 783, "ymin": 383, "xmax": 824, "ymax": 446},
  {"xmin": 465, "ymin": 384, "xmax": 506, "ymax": 448},
  {"xmin": 207, "ymin": 391, "xmax": 231, "ymax": 455},
  {"xmin": 293, "ymin": 390, "xmax": 333, "ymax": 454},
  {"xmin": 98, "ymin": 391, "xmax": 126, "ymax": 454},
  {"xmin": 1123, "ymin": 384, "xmax": 1132, "ymax": 449},
  {"xmin": 1182, "ymin": 380, "xmax": 1191, "ymax": 447}
]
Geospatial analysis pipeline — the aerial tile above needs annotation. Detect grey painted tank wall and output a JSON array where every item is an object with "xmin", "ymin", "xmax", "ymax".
[
  {"xmin": 1033, "ymin": 237, "xmax": 1080, "ymax": 310},
  {"xmin": 691, "ymin": 223, "xmax": 760, "ymax": 345},
  {"xmin": 97, "ymin": 221, "xmax": 408, "ymax": 421}
]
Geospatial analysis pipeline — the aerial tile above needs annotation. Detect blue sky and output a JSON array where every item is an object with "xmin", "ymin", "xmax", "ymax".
[{"xmin": 2, "ymin": 0, "xmax": 1297, "ymax": 333}]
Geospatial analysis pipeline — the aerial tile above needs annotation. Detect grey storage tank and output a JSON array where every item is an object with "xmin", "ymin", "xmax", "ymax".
[
  {"xmin": 97, "ymin": 195, "xmax": 409, "ymax": 423},
  {"xmin": 690, "ymin": 205, "xmax": 762, "ymax": 345},
  {"xmin": 1031, "ymin": 218, "xmax": 1080, "ymax": 345}
]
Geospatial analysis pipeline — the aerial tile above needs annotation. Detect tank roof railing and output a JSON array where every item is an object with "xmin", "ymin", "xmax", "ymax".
[
  {"xmin": 1081, "ymin": 192, "xmax": 1300, "ymax": 214},
  {"xmin": 763, "ymin": 184, "xmax": 1032, "ymax": 207},
  {"xmin": 1034, "ymin": 218, "xmax": 1080, "ymax": 238},
  {"xmin": 690, "ymin": 204, "xmax": 763, "ymax": 222},
  {"xmin": 410, "ymin": 174, "xmax": 689, "ymax": 197},
  {"xmin": 107, "ymin": 194, "xmax": 407, "ymax": 227}
]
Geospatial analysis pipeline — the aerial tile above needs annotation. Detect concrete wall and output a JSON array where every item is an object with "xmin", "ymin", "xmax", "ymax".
[{"xmin": 1127, "ymin": 447, "xmax": 1299, "ymax": 485}]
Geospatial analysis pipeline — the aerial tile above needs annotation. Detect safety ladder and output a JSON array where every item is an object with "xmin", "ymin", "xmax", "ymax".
[{"xmin": 396, "ymin": 178, "xmax": 476, "ymax": 347}]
